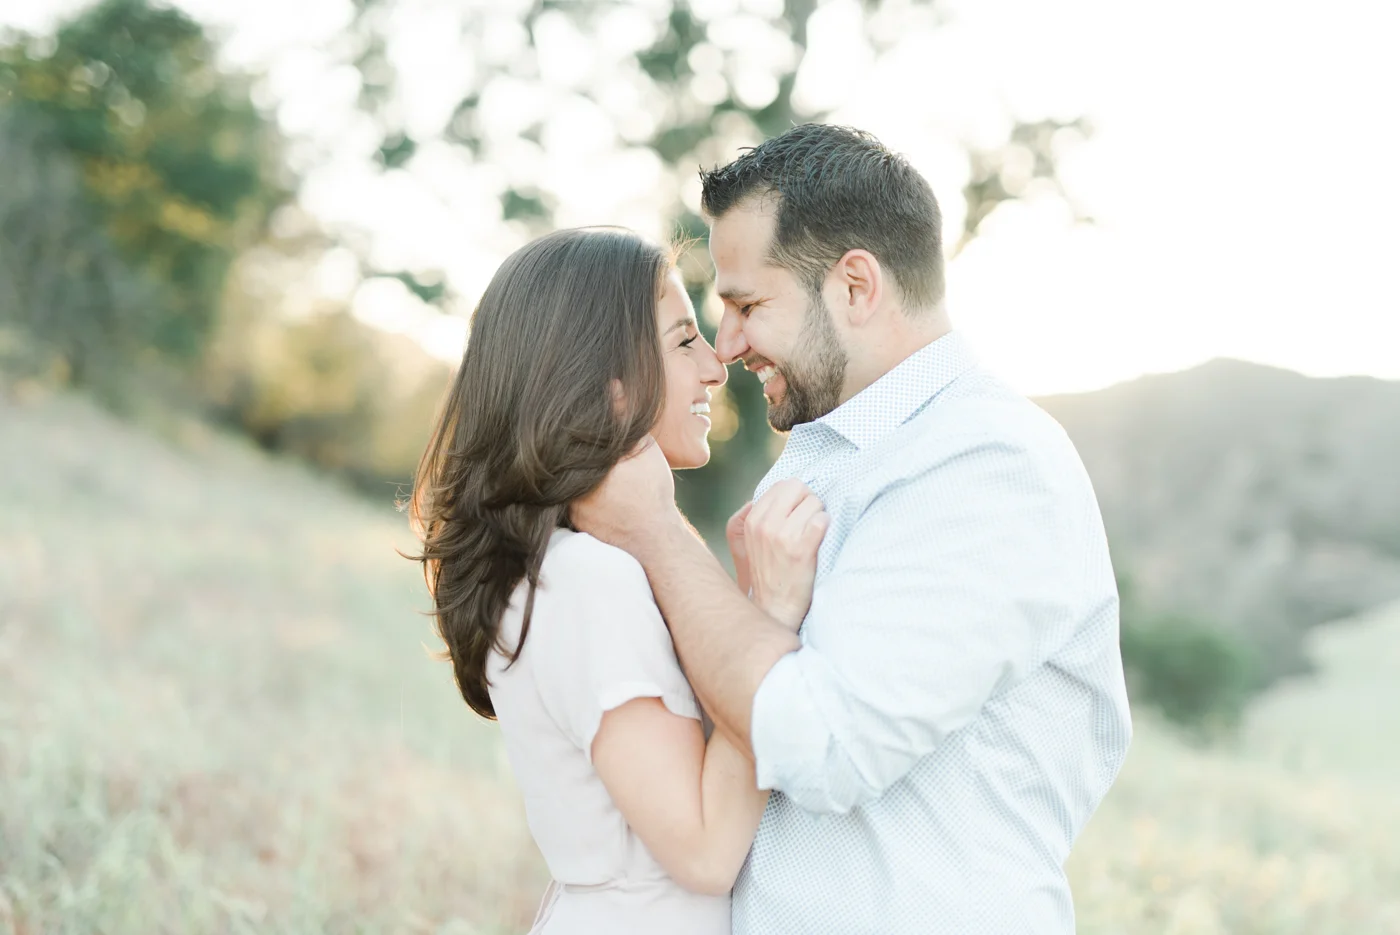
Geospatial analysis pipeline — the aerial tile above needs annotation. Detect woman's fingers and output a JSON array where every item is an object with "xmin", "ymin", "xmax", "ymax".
[
  {"xmin": 800, "ymin": 509, "xmax": 830, "ymax": 553},
  {"xmin": 784, "ymin": 494, "xmax": 828, "ymax": 554},
  {"xmin": 726, "ymin": 501, "xmax": 754, "ymax": 592},
  {"xmin": 743, "ymin": 482, "xmax": 826, "ymax": 630},
  {"xmin": 747, "ymin": 480, "xmax": 812, "ymax": 534},
  {"xmin": 747, "ymin": 478, "xmax": 810, "ymax": 532},
  {"xmin": 726, "ymin": 500, "xmax": 754, "ymax": 540}
]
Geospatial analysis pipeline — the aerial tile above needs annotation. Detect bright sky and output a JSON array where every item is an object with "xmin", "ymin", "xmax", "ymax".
[{"xmin": 6, "ymin": 0, "xmax": 1398, "ymax": 395}]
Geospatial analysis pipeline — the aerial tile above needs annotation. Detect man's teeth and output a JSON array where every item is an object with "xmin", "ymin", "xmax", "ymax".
[
  {"xmin": 689, "ymin": 402, "xmax": 711, "ymax": 415},
  {"xmin": 756, "ymin": 365, "xmax": 776, "ymax": 384}
]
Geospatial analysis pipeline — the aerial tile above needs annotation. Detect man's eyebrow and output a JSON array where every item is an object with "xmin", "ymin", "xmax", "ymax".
[
  {"xmin": 665, "ymin": 316, "xmax": 697, "ymax": 335},
  {"xmin": 719, "ymin": 288, "xmax": 756, "ymax": 302}
]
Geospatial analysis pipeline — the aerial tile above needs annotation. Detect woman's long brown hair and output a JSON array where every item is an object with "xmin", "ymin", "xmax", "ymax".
[{"xmin": 408, "ymin": 228, "xmax": 669, "ymax": 718}]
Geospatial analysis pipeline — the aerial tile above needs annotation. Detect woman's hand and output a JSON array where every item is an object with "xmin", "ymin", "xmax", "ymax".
[
  {"xmin": 726, "ymin": 501, "xmax": 754, "ymax": 597},
  {"xmin": 744, "ymin": 479, "xmax": 829, "ymax": 631}
]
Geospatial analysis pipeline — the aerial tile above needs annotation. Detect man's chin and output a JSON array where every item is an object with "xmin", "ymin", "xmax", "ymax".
[
  {"xmin": 763, "ymin": 376, "xmax": 822, "ymax": 431},
  {"xmin": 766, "ymin": 401, "xmax": 800, "ymax": 433}
]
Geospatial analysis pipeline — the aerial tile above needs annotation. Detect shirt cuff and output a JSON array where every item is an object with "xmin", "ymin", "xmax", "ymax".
[{"xmin": 751, "ymin": 648, "xmax": 834, "ymax": 796}]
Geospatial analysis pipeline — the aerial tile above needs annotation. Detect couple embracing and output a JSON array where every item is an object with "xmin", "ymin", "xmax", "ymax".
[{"xmin": 409, "ymin": 124, "xmax": 1132, "ymax": 935}]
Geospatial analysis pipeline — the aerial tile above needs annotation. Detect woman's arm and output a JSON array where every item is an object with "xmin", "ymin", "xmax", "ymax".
[
  {"xmin": 590, "ymin": 484, "xmax": 829, "ymax": 896},
  {"xmin": 592, "ymin": 699, "xmax": 765, "ymax": 896}
]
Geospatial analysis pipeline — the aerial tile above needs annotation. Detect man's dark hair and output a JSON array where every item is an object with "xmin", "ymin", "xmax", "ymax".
[{"xmin": 700, "ymin": 124, "xmax": 945, "ymax": 310}]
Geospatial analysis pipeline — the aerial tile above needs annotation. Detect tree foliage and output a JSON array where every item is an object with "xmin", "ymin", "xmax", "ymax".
[
  {"xmin": 0, "ymin": 0, "xmax": 287, "ymax": 372},
  {"xmin": 337, "ymin": 0, "xmax": 1092, "ymax": 532},
  {"xmin": 0, "ymin": 107, "xmax": 155, "ymax": 387},
  {"xmin": 1118, "ymin": 575, "xmax": 1259, "ymax": 738},
  {"xmin": 2, "ymin": 0, "xmax": 1094, "ymax": 521}
]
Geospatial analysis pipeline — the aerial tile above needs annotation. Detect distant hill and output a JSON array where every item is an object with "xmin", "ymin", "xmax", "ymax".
[{"xmin": 1038, "ymin": 360, "xmax": 1400, "ymax": 679}]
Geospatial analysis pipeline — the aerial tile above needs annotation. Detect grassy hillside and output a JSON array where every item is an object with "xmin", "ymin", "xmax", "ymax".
[
  {"xmin": 0, "ymin": 392, "xmax": 547, "ymax": 933},
  {"xmin": 1067, "ymin": 602, "xmax": 1400, "ymax": 933},
  {"xmin": 1, "ymin": 390, "xmax": 1397, "ymax": 933},
  {"xmin": 1039, "ymin": 360, "xmax": 1400, "ymax": 681}
]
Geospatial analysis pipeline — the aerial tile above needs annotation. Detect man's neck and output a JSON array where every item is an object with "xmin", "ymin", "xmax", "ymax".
[{"xmin": 839, "ymin": 308, "xmax": 952, "ymax": 405}]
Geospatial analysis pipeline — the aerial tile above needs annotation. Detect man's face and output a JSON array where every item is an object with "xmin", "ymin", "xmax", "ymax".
[{"xmin": 709, "ymin": 202, "xmax": 848, "ymax": 432}]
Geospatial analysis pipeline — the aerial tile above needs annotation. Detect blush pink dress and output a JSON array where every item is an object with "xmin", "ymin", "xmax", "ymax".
[{"xmin": 487, "ymin": 528, "xmax": 731, "ymax": 934}]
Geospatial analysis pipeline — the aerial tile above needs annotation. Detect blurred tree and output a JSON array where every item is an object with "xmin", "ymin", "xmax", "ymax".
[
  {"xmin": 209, "ymin": 303, "xmax": 452, "ymax": 492},
  {"xmin": 341, "ymin": 0, "xmax": 1092, "ymax": 535},
  {"xmin": 3, "ymin": 1, "xmax": 1095, "ymax": 515},
  {"xmin": 0, "ymin": 107, "xmax": 156, "ymax": 389},
  {"xmin": 0, "ymin": 0, "xmax": 287, "ymax": 378},
  {"xmin": 1118, "ymin": 574, "xmax": 1259, "ymax": 738},
  {"xmin": 0, "ymin": 1, "xmax": 448, "ymax": 497},
  {"xmin": 204, "ymin": 232, "xmax": 454, "ymax": 495},
  {"xmin": 1121, "ymin": 614, "xmax": 1257, "ymax": 738}
]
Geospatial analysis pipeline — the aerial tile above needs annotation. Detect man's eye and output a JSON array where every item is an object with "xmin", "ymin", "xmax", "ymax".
[{"xmin": 739, "ymin": 303, "xmax": 755, "ymax": 316}]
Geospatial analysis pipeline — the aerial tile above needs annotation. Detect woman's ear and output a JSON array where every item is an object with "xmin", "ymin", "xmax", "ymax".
[{"xmin": 609, "ymin": 378, "xmax": 627, "ymax": 416}]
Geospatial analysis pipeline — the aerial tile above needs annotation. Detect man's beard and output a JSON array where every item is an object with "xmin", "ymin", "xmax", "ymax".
[{"xmin": 767, "ymin": 293, "xmax": 848, "ymax": 432}]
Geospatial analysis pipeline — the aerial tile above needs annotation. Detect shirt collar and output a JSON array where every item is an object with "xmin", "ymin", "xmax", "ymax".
[{"xmin": 810, "ymin": 330, "xmax": 978, "ymax": 450}]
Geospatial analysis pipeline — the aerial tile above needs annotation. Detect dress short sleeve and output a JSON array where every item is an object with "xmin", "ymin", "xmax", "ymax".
[{"xmin": 533, "ymin": 533, "xmax": 701, "ymax": 759}]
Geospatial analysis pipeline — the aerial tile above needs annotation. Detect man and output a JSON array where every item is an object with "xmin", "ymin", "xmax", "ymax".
[{"xmin": 573, "ymin": 124, "xmax": 1131, "ymax": 933}]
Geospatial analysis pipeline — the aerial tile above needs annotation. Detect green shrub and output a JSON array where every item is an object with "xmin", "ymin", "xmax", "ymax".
[{"xmin": 1121, "ymin": 613, "xmax": 1257, "ymax": 736}]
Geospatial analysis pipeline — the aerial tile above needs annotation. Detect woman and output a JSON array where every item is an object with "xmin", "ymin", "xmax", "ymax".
[{"xmin": 409, "ymin": 227, "xmax": 823, "ymax": 933}]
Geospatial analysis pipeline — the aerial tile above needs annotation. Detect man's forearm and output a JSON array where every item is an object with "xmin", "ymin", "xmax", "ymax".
[{"xmin": 633, "ymin": 519, "xmax": 799, "ymax": 756}]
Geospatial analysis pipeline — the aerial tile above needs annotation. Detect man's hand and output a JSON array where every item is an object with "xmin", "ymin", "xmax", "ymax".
[
  {"xmin": 571, "ymin": 436, "xmax": 681, "ymax": 554},
  {"xmin": 744, "ymin": 479, "xmax": 829, "ymax": 630}
]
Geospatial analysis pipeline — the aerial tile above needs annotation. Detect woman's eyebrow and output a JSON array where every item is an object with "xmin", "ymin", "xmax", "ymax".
[{"xmin": 665, "ymin": 316, "xmax": 698, "ymax": 335}]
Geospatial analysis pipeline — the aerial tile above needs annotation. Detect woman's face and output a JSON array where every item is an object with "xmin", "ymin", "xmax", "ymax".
[{"xmin": 651, "ymin": 269, "xmax": 728, "ymax": 469}]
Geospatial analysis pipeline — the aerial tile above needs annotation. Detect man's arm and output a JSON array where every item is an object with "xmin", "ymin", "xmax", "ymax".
[{"xmin": 747, "ymin": 436, "xmax": 1101, "ymax": 814}]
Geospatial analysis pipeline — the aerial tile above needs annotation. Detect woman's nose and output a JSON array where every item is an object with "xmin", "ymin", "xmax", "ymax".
[
  {"xmin": 714, "ymin": 307, "xmax": 748, "ymax": 365},
  {"xmin": 700, "ymin": 339, "xmax": 728, "ymax": 387}
]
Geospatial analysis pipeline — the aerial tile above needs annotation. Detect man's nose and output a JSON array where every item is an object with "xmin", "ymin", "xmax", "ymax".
[{"xmin": 714, "ymin": 307, "xmax": 748, "ymax": 365}]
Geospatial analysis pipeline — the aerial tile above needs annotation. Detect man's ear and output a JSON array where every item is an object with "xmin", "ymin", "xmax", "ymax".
[{"xmin": 829, "ymin": 249, "xmax": 883, "ymax": 328}]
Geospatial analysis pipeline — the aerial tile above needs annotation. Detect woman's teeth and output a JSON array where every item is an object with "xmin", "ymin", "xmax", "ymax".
[
  {"xmin": 755, "ymin": 365, "xmax": 776, "ymax": 384},
  {"xmin": 689, "ymin": 403, "xmax": 710, "ymax": 415}
]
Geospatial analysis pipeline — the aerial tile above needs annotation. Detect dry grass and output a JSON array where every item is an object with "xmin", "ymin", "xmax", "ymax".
[
  {"xmin": 1068, "ymin": 656, "xmax": 1400, "ymax": 933},
  {"xmin": 0, "ymin": 392, "xmax": 546, "ymax": 933},
  {"xmin": 2, "ymin": 389, "xmax": 1397, "ymax": 933}
]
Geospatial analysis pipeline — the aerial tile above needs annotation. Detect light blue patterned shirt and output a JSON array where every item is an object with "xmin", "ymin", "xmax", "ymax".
[{"xmin": 734, "ymin": 331, "xmax": 1132, "ymax": 934}]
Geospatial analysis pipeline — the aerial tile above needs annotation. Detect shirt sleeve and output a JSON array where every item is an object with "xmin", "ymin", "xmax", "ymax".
[
  {"xmin": 749, "ymin": 433, "xmax": 1093, "ymax": 814},
  {"xmin": 536, "ymin": 538, "xmax": 700, "ymax": 761}
]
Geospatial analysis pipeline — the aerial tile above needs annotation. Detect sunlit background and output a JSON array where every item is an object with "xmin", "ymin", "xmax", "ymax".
[{"xmin": 2, "ymin": 0, "xmax": 1398, "ymax": 932}]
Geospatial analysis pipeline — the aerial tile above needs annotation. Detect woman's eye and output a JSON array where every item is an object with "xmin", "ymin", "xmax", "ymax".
[{"xmin": 678, "ymin": 335, "xmax": 699, "ymax": 349}]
